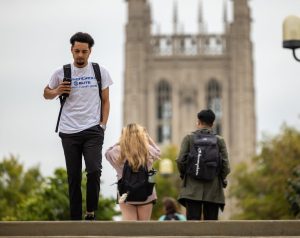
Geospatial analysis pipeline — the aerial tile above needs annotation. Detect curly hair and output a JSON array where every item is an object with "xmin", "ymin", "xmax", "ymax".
[{"xmin": 70, "ymin": 32, "xmax": 94, "ymax": 48}]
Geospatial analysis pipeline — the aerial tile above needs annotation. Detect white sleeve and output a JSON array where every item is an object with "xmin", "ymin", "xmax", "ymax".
[
  {"xmin": 100, "ymin": 66, "xmax": 113, "ymax": 90},
  {"xmin": 48, "ymin": 68, "xmax": 63, "ymax": 89}
]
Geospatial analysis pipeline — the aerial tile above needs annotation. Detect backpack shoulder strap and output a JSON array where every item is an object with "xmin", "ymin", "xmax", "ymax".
[
  {"xmin": 92, "ymin": 62, "xmax": 102, "ymax": 101},
  {"xmin": 189, "ymin": 131, "xmax": 199, "ymax": 149},
  {"xmin": 92, "ymin": 62, "xmax": 103, "ymax": 122},
  {"xmin": 122, "ymin": 160, "xmax": 132, "ymax": 178},
  {"xmin": 55, "ymin": 64, "xmax": 71, "ymax": 133},
  {"xmin": 174, "ymin": 214, "xmax": 180, "ymax": 220}
]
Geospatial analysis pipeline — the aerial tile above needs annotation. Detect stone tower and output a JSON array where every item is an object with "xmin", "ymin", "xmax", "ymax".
[{"xmin": 123, "ymin": 0, "xmax": 256, "ymax": 169}]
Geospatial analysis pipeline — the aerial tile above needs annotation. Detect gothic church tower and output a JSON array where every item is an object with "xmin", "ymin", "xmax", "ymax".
[
  {"xmin": 123, "ymin": 0, "xmax": 151, "ymax": 125},
  {"xmin": 123, "ymin": 0, "xmax": 256, "ymax": 170},
  {"xmin": 228, "ymin": 0, "xmax": 256, "ymax": 164}
]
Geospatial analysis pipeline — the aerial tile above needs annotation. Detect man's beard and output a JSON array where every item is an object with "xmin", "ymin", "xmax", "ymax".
[{"xmin": 76, "ymin": 59, "xmax": 85, "ymax": 66}]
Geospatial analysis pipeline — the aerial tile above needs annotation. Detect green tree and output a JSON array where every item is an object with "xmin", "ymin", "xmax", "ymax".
[
  {"xmin": 287, "ymin": 165, "xmax": 300, "ymax": 218},
  {"xmin": 17, "ymin": 168, "xmax": 69, "ymax": 220},
  {"xmin": 0, "ymin": 156, "xmax": 119, "ymax": 220},
  {"xmin": 0, "ymin": 155, "xmax": 43, "ymax": 220},
  {"xmin": 230, "ymin": 126, "xmax": 300, "ymax": 219},
  {"xmin": 151, "ymin": 145, "xmax": 182, "ymax": 219},
  {"xmin": 18, "ymin": 168, "xmax": 119, "ymax": 220}
]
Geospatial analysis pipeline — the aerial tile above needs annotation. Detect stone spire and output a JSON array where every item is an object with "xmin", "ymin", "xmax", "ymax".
[
  {"xmin": 198, "ymin": 0, "xmax": 205, "ymax": 33},
  {"xmin": 223, "ymin": 0, "xmax": 228, "ymax": 32},
  {"xmin": 173, "ymin": 0, "xmax": 178, "ymax": 34}
]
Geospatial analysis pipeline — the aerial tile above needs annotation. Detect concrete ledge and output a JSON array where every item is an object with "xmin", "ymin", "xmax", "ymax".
[
  {"xmin": 0, "ymin": 221, "xmax": 300, "ymax": 237},
  {"xmin": 1, "ymin": 237, "xmax": 300, "ymax": 238}
]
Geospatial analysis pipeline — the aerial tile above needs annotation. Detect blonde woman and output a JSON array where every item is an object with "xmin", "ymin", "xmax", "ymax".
[{"xmin": 105, "ymin": 123, "xmax": 160, "ymax": 220}]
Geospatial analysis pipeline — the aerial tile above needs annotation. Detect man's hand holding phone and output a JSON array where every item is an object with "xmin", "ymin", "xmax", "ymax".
[{"xmin": 57, "ymin": 78, "xmax": 71, "ymax": 97}]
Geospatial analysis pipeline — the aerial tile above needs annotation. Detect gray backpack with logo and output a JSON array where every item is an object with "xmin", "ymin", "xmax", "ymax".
[{"xmin": 186, "ymin": 132, "xmax": 221, "ymax": 181}]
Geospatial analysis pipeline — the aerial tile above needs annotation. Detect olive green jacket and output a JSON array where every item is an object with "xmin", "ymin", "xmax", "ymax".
[{"xmin": 176, "ymin": 128, "xmax": 230, "ymax": 209}]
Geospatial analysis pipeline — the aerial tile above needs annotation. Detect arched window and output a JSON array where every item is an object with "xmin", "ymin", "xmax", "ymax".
[
  {"xmin": 206, "ymin": 79, "xmax": 222, "ymax": 134},
  {"xmin": 156, "ymin": 80, "xmax": 172, "ymax": 143}
]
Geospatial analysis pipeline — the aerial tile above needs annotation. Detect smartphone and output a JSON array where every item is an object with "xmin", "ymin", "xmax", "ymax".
[{"xmin": 62, "ymin": 78, "xmax": 71, "ymax": 97}]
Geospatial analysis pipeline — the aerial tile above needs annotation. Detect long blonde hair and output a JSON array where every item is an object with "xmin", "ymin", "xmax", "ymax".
[{"xmin": 118, "ymin": 123, "xmax": 149, "ymax": 171}]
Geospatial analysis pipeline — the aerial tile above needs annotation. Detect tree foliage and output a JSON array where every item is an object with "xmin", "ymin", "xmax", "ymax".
[
  {"xmin": 0, "ymin": 155, "xmax": 43, "ymax": 220},
  {"xmin": 287, "ymin": 165, "xmax": 300, "ymax": 218},
  {"xmin": 0, "ymin": 156, "xmax": 119, "ymax": 220},
  {"xmin": 151, "ymin": 145, "xmax": 182, "ymax": 219},
  {"xmin": 17, "ymin": 168, "xmax": 71, "ymax": 220},
  {"xmin": 230, "ymin": 126, "xmax": 300, "ymax": 219}
]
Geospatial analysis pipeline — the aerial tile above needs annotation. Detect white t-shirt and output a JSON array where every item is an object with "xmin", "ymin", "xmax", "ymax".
[{"xmin": 48, "ymin": 62, "xmax": 113, "ymax": 134}]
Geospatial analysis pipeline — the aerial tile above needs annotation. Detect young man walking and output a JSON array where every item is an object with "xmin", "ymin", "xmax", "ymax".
[
  {"xmin": 176, "ymin": 109, "xmax": 230, "ymax": 220},
  {"xmin": 43, "ymin": 32, "xmax": 113, "ymax": 220}
]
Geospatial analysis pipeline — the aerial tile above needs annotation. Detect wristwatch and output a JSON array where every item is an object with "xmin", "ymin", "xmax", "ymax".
[{"xmin": 99, "ymin": 124, "xmax": 106, "ymax": 131}]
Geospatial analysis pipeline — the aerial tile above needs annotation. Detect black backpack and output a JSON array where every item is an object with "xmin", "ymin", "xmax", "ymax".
[
  {"xmin": 55, "ymin": 63, "xmax": 102, "ymax": 133},
  {"xmin": 186, "ymin": 132, "xmax": 221, "ymax": 181},
  {"xmin": 164, "ymin": 213, "xmax": 180, "ymax": 220},
  {"xmin": 117, "ymin": 161, "xmax": 155, "ymax": 202}
]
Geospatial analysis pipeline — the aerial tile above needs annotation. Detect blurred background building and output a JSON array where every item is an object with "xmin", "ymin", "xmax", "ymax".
[
  {"xmin": 123, "ymin": 0, "xmax": 256, "ymax": 218},
  {"xmin": 123, "ymin": 0, "xmax": 256, "ymax": 167}
]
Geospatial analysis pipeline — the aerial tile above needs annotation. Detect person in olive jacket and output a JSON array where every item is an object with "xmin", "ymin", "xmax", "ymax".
[{"xmin": 176, "ymin": 109, "xmax": 230, "ymax": 220}]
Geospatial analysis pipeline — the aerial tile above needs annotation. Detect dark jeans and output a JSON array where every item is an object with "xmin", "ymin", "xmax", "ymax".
[
  {"xmin": 59, "ymin": 125, "xmax": 104, "ymax": 220},
  {"xmin": 185, "ymin": 199, "xmax": 219, "ymax": 220}
]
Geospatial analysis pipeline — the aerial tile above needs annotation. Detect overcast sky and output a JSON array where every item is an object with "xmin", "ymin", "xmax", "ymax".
[{"xmin": 1, "ymin": 0, "xmax": 300, "ymax": 198}]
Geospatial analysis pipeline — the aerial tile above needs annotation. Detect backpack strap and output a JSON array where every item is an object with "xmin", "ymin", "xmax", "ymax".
[
  {"xmin": 164, "ymin": 213, "xmax": 180, "ymax": 220},
  {"xmin": 189, "ymin": 131, "xmax": 198, "ymax": 153},
  {"xmin": 92, "ymin": 62, "xmax": 103, "ymax": 121},
  {"xmin": 55, "ymin": 64, "xmax": 71, "ymax": 133}
]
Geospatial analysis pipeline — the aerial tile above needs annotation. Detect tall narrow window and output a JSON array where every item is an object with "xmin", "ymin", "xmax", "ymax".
[
  {"xmin": 206, "ymin": 79, "xmax": 222, "ymax": 134},
  {"xmin": 156, "ymin": 80, "xmax": 172, "ymax": 143}
]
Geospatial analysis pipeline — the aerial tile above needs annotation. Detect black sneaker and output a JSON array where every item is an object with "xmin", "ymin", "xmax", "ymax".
[{"xmin": 84, "ymin": 213, "xmax": 96, "ymax": 221}]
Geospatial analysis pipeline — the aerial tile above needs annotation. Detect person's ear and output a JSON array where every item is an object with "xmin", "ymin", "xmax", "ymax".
[{"xmin": 197, "ymin": 120, "xmax": 201, "ymax": 127}]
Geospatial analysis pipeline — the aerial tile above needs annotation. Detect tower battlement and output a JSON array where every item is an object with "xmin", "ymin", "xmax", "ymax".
[{"xmin": 150, "ymin": 34, "xmax": 227, "ymax": 57}]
